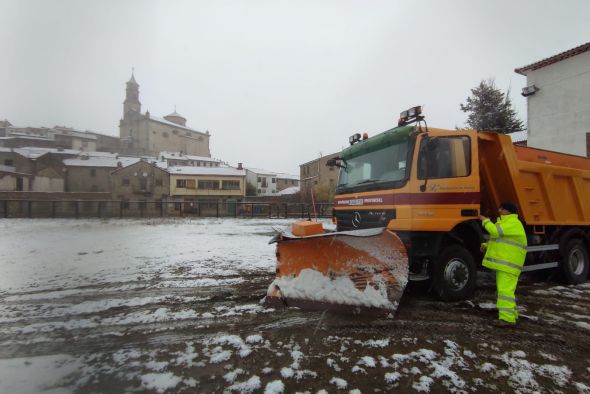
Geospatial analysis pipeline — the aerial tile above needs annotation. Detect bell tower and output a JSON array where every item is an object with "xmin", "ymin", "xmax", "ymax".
[{"xmin": 123, "ymin": 70, "xmax": 141, "ymax": 115}]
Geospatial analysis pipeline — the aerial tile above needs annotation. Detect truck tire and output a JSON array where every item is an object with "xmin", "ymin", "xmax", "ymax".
[
  {"xmin": 433, "ymin": 244, "xmax": 476, "ymax": 301},
  {"xmin": 561, "ymin": 239, "xmax": 590, "ymax": 285}
]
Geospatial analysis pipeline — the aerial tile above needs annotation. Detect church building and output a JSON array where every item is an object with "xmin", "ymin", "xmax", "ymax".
[{"xmin": 119, "ymin": 73, "xmax": 211, "ymax": 157}]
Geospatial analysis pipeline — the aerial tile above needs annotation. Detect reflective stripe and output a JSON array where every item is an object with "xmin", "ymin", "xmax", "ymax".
[
  {"xmin": 496, "ymin": 224, "xmax": 504, "ymax": 237},
  {"xmin": 498, "ymin": 295, "xmax": 516, "ymax": 303},
  {"xmin": 490, "ymin": 237, "xmax": 527, "ymax": 250},
  {"xmin": 484, "ymin": 257, "xmax": 523, "ymax": 271},
  {"xmin": 498, "ymin": 307, "xmax": 516, "ymax": 315}
]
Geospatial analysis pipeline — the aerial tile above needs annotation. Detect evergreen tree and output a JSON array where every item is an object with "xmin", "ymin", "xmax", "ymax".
[{"xmin": 460, "ymin": 78, "xmax": 525, "ymax": 133}]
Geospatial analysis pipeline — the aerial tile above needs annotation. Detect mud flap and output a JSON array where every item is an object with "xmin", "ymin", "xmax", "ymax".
[{"xmin": 264, "ymin": 228, "xmax": 409, "ymax": 317}]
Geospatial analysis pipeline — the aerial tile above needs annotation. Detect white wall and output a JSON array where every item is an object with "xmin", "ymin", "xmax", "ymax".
[{"xmin": 525, "ymin": 51, "xmax": 590, "ymax": 156}]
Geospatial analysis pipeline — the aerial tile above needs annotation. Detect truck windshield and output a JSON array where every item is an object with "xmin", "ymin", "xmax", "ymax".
[{"xmin": 337, "ymin": 136, "xmax": 410, "ymax": 189}]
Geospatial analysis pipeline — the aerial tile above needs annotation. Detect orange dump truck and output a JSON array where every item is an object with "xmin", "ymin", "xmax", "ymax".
[{"xmin": 265, "ymin": 107, "xmax": 590, "ymax": 315}]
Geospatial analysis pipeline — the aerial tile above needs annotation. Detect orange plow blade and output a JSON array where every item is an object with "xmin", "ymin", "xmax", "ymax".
[{"xmin": 264, "ymin": 227, "xmax": 409, "ymax": 317}]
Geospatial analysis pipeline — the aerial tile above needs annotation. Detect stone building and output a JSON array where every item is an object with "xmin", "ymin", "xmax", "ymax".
[
  {"xmin": 0, "ymin": 166, "xmax": 32, "ymax": 191},
  {"xmin": 276, "ymin": 173, "xmax": 299, "ymax": 192},
  {"xmin": 110, "ymin": 160, "xmax": 170, "ymax": 213},
  {"xmin": 63, "ymin": 155, "xmax": 139, "ymax": 193},
  {"xmin": 119, "ymin": 73, "xmax": 211, "ymax": 157},
  {"xmin": 515, "ymin": 42, "xmax": 590, "ymax": 157},
  {"xmin": 299, "ymin": 152, "xmax": 340, "ymax": 202}
]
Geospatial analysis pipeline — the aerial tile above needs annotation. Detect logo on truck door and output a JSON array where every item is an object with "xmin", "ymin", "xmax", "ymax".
[{"xmin": 352, "ymin": 212, "xmax": 362, "ymax": 228}]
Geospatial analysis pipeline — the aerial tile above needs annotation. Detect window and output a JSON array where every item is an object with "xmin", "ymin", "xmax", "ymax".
[
  {"xmin": 155, "ymin": 178, "xmax": 163, "ymax": 187},
  {"xmin": 198, "ymin": 180, "xmax": 219, "ymax": 189},
  {"xmin": 222, "ymin": 180, "xmax": 240, "ymax": 190},
  {"xmin": 172, "ymin": 129, "xmax": 178, "ymax": 135},
  {"xmin": 4, "ymin": 159, "xmax": 13, "ymax": 166},
  {"xmin": 176, "ymin": 179, "xmax": 187, "ymax": 188},
  {"xmin": 186, "ymin": 179, "xmax": 196, "ymax": 189},
  {"xmin": 271, "ymin": 178, "xmax": 276, "ymax": 183},
  {"xmin": 139, "ymin": 177, "xmax": 148, "ymax": 191},
  {"xmin": 122, "ymin": 178, "xmax": 130, "ymax": 186},
  {"xmin": 90, "ymin": 169, "xmax": 96, "ymax": 177},
  {"xmin": 260, "ymin": 177, "xmax": 268, "ymax": 187},
  {"xmin": 163, "ymin": 131, "xmax": 169, "ymax": 138},
  {"xmin": 418, "ymin": 136, "xmax": 471, "ymax": 179}
]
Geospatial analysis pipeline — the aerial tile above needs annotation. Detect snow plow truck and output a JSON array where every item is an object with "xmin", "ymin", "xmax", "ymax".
[{"xmin": 265, "ymin": 106, "xmax": 590, "ymax": 316}]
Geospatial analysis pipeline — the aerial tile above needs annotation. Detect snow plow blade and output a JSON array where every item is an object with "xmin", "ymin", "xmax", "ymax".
[{"xmin": 265, "ymin": 226, "xmax": 409, "ymax": 317}]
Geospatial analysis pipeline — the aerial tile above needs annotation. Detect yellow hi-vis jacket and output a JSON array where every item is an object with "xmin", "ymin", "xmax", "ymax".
[{"xmin": 482, "ymin": 214, "xmax": 527, "ymax": 276}]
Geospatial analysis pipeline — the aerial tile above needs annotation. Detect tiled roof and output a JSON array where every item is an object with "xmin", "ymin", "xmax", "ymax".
[{"xmin": 515, "ymin": 42, "xmax": 590, "ymax": 75}]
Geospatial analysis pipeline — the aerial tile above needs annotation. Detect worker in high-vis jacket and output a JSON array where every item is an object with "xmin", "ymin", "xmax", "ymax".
[{"xmin": 480, "ymin": 202, "xmax": 527, "ymax": 326}]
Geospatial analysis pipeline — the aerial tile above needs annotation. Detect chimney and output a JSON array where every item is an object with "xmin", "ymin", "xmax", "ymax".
[{"xmin": 237, "ymin": 163, "xmax": 243, "ymax": 170}]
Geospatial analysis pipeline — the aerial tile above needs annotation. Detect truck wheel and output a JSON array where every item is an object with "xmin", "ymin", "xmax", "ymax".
[
  {"xmin": 433, "ymin": 244, "xmax": 476, "ymax": 301},
  {"xmin": 561, "ymin": 239, "xmax": 590, "ymax": 285}
]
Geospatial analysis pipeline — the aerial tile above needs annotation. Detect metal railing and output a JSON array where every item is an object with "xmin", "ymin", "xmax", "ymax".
[{"xmin": 0, "ymin": 199, "xmax": 334, "ymax": 219}]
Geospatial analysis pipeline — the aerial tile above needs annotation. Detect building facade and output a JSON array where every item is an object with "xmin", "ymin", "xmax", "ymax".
[
  {"xmin": 119, "ymin": 74, "xmax": 211, "ymax": 157},
  {"xmin": 245, "ymin": 168, "xmax": 277, "ymax": 197},
  {"xmin": 299, "ymin": 152, "xmax": 340, "ymax": 202},
  {"xmin": 276, "ymin": 173, "xmax": 299, "ymax": 192},
  {"xmin": 515, "ymin": 42, "xmax": 590, "ymax": 157},
  {"xmin": 63, "ymin": 156, "xmax": 139, "ymax": 193},
  {"xmin": 110, "ymin": 160, "xmax": 170, "ymax": 211}
]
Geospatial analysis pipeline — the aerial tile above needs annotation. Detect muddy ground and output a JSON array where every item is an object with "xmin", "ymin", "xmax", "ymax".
[
  {"xmin": 2, "ymin": 271, "xmax": 590, "ymax": 393},
  {"xmin": 1, "ymin": 219, "xmax": 590, "ymax": 393}
]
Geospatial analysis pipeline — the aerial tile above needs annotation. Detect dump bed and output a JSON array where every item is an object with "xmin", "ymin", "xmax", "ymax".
[{"xmin": 478, "ymin": 132, "xmax": 590, "ymax": 226}]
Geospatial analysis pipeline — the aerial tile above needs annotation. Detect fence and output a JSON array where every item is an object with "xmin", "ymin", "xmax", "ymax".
[{"xmin": 0, "ymin": 199, "xmax": 334, "ymax": 219}]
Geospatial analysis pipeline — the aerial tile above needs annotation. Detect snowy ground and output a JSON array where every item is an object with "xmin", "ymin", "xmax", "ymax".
[{"xmin": 1, "ymin": 218, "xmax": 590, "ymax": 393}]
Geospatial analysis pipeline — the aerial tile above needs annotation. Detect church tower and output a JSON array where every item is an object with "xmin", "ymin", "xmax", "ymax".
[{"xmin": 123, "ymin": 72, "xmax": 141, "ymax": 115}]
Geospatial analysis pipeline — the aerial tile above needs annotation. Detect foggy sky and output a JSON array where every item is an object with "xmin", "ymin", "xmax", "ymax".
[{"xmin": 1, "ymin": 0, "xmax": 589, "ymax": 175}]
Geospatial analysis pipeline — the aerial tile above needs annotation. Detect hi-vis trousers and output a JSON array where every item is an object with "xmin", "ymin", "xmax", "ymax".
[{"xmin": 496, "ymin": 270, "xmax": 519, "ymax": 323}]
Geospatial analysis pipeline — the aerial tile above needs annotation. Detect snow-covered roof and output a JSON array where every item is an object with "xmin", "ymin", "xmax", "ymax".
[
  {"xmin": 246, "ymin": 167, "xmax": 276, "ymax": 176},
  {"xmin": 158, "ymin": 151, "xmax": 218, "ymax": 162},
  {"xmin": 0, "ymin": 165, "xmax": 31, "ymax": 176},
  {"xmin": 0, "ymin": 134, "xmax": 51, "ymax": 141},
  {"xmin": 508, "ymin": 130, "xmax": 528, "ymax": 143},
  {"xmin": 276, "ymin": 186, "xmax": 300, "ymax": 195},
  {"xmin": 167, "ymin": 166, "xmax": 246, "ymax": 176},
  {"xmin": 149, "ymin": 115, "xmax": 206, "ymax": 136},
  {"xmin": 64, "ymin": 156, "xmax": 140, "ymax": 168},
  {"xmin": 184, "ymin": 154, "xmax": 218, "ymax": 162},
  {"xmin": 276, "ymin": 173, "xmax": 299, "ymax": 180}
]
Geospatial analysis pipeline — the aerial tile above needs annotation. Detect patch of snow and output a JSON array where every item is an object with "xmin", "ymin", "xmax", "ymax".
[
  {"xmin": 413, "ymin": 376, "xmax": 434, "ymax": 392},
  {"xmin": 358, "ymin": 356, "xmax": 376, "ymax": 368},
  {"xmin": 140, "ymin": 372, "xmax": 182, "ymax": 394},
  {"xmin": 267, "ymin": 268, "xmax": 397, "ymax": 310},
  {"xmin": 245, "ymin": 334, "xmax": 263, "ymax": 344},
  {"xmin": 384, "ymin": 371, "xmax": 401, "ymax": 384},
  {"xmin": 327, "ymin": 358, "xmax": 342, "ymax": 372},
  {"xmin": 330, "ymin": 377, "xmax": 348, "ymax": 389},
  {"xmin": 210, "ymin": 349, "xmax": 232, "ymax": 364},
  {"xmin": 264, "ymin": 380, "xmax": 285, "ymax": 394},
  {"xmin": 226, "ymin": 375, "xmax": 261, "ymax": 393},
  {"xmin": 224, "ymin": 368, "xmax": 245, "ymax": 383}
]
